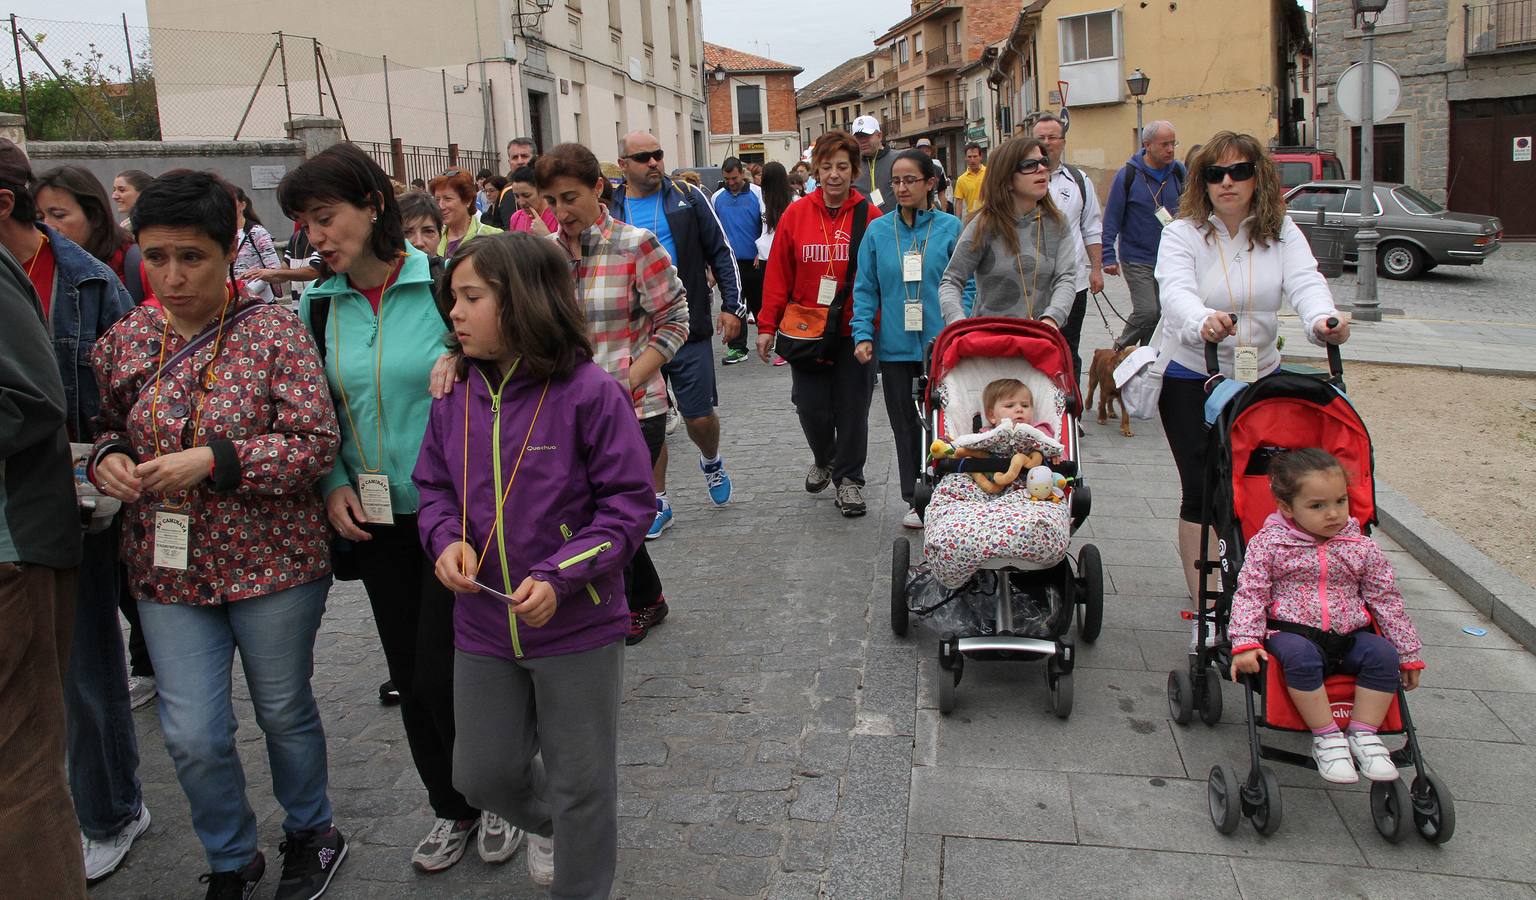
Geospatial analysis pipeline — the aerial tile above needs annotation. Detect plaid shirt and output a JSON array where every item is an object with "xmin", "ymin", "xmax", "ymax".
[{"xmin": 558, "ymin": 210, "xmax": 690, "ymax": 420}]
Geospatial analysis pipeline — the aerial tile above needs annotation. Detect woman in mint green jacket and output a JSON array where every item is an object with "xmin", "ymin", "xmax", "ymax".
[
  {"xmin": 851, "ymin": 149, "xmax": 964, "ymax": 529},
  {"xmin": 281, "ymin": 144, "xmax": 523, "ymax": 873}
]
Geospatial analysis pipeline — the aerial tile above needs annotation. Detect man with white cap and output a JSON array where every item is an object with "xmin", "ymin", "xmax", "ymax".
[{"xmin": 849, "ymin": 115, "xmax": 896, "ymax": 215}]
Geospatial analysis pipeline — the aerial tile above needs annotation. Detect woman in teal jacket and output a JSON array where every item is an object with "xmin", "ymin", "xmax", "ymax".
[
  {"xmin": 282, "ymin": 144, "xmax": 522, "ymax": 874},
  {"xmin": 852, "ymin": 149, "xmax": 964, "ymax": 529}
]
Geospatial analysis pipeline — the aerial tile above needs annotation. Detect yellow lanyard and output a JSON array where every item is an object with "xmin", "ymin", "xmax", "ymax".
[
  {"xmin": 893, "ymin": 208, "xmax": 935, "ymax": 304},
  {"xmin": 331, "ymin": 257, "xmax": 402, "ymax": 474},
  {"xmin": 149, "ymin": 288, "xmax": 235, "ymax": 509},
  {"xmin": 1012, "ymin": 209, "xmax": 1045, "ymax": 318},
  {"xmin": 1215, "ymin": 228, "xmax": 1256, "ymax": 345},
  {"xmin": 458, "ymin": 360, "xmax": 552, "ymax": 567}
]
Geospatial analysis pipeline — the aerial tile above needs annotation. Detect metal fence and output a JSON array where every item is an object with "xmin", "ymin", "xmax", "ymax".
[
  {"xmin": 356, "ymin": 141, "xmax": 501, "ymax": 186},
  {"xmin": 1, "ymin": 15, "xmax": 496, "ymax": 156}
]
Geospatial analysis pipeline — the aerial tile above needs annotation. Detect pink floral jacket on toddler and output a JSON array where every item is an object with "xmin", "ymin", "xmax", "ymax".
[{"xmin": 1229, "ymin": 512, "xmax": 1425, "ymax": 670}]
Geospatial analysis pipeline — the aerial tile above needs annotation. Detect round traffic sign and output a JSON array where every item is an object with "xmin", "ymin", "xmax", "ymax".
[{"xmin": 1336, "ymin": 61, "xmax": 1402, "ymax": 125}]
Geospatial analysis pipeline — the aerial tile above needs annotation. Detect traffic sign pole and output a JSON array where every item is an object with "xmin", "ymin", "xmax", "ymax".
[{"xmin": 1355, "ymin": 16, "xmax": 1383, "ymax": 321}]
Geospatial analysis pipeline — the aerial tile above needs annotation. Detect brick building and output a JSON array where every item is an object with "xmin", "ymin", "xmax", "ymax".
[
  {"xmin": 1314, "ymin": 0, "xmax": 1536, "ymax": 238},
  {"xmin": 703, "ymin": 42, "xmax": 802, "ymax": 169}
]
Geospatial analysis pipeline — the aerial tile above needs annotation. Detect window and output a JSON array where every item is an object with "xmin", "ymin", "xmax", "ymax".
[
  {"xmin": 568, "ymin": 14, "xmax": 582, "ymax": 48},
  {"xmin": 607, "ymin": 0, "xmax": 622, "ymax": 29},
  {"xmin": 898, "ymin": 38, "xmax": 909, "ymax": 65},
  {"xmin": 1059, "ymin": 11, "xmax": 1117, "ymax": 64},
  {"xmin": 566, "ymin": 0, "xmax": 579, "ymax": 9},
  {"xmin": 736, "ymin": 84, "xmax": 763, "ymax": 134},
  {"xmin": 913, "ymin": 31, "xmax": 923, "ymax": 55},
  {"xmin": 642, "ymin": 0, "xmax": 654, "ymax": 45},
  {"xmin": 901, "ymin": 91, "xmax": 912, "ymax": 115},
  {"xmin": 1369, "ymin": 0, "xmax": 1408, "ymax": 27},
  {"xmin": 611, "ymin": 33, "xmax": 622, "ymax": 62},
  {"xmin": 1277, "ymin": 161, "xmax": 1314, "ymax": 189},
  {"xmin": 1392, "ymin": 186, "xmax": 1443, "ymax": 215},
  {"xmin": 645, "ymin": 49, "xmax": 654, "ymax": 75},
  {"xmin": 867, "ymin": 59, "xmax": 875, "ymax": 79},
  {"xmin": 668, "ymin": 2, "xmax": 681, "ymax": 59},
  {"xmin": 915, "ymin": 87, "xmax": 926, "ymax": 111},
  {"xmin": 1286, "ymin": 187, "xmax": 1347, "ymax": 215}
]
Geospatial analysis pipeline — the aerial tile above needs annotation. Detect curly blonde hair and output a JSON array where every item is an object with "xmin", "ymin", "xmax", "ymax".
[{"xmin": 1177, "ymin": 131, "xmax": 1285, "ymax": 249}]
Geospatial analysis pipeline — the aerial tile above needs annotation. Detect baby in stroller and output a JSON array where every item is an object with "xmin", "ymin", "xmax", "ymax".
[{"xmin": 1228, "ymin": 448, "xmax": 1425, "ymax": 785}]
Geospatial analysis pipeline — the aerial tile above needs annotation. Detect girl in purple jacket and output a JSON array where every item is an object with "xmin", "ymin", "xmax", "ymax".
[
  {"xmin": 412, "ymin": 232, "xmax": 654, "ymax": 897},
  {"xmin": 1228, "ymin": 449, "xmax": 1425, "ymax": 786}
]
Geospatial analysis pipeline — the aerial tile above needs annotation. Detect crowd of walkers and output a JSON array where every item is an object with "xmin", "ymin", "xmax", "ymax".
[{"xmin": 0, "ymin": 108, "xmax": 1350, "ymax": 900}]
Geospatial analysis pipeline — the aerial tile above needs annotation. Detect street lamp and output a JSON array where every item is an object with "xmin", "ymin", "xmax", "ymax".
[
  {"xmin": 1353, "ymin": 0, "xmax": 1389, "ymax": 321},
  {"xmin": 510, "ymin": 0, "xmax": 554, "ymax": 29},
  {"xmin": 1126, "ymin": 68, "xmax": 1150, "ymax": 153}
]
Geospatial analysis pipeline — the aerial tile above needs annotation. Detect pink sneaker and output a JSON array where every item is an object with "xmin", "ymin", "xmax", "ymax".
[{"xmin": 773, "ymin": 355, "xmax": 788, "ymax": 367}]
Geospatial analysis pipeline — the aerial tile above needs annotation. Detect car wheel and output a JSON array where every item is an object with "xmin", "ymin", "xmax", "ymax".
[{"xmin": 1378, "ymin": 242, "xmax": 1425, "ymax": 280}]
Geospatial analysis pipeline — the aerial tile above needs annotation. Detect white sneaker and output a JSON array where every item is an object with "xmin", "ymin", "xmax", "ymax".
[
  {"xmin": 525, "ymin": 832, "xmax": 554, "ymax": 886},
  {"xmin": 127, "ymin": 675, "xmax": 157, "ymax": 710},
  {"xmin": 82, "ymin": 803, "xmax": 151, "ymax": 881},
  {"xmin": 411, "ymin": 817, "xmax": 476, "ymax": 872},
  {"xmin": 902, "ymin": 508, "xmax": 923, "ymax": 529},
  {"xmin": 665, "ymin": 407, "xmax": 681, "ymax": 435},
  {"xmin": 476, "ymin": 811, "xmax": 524, "ymax": 864},
  {"xmin": 1311, "ymin": 732, "xmax": 1360, "ymax": 784},
  {"xmin": 1346, "ymin": 730, "xmax": 1400, "ymax": 782}
]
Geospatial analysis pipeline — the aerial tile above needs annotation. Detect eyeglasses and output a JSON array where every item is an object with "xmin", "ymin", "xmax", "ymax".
[
  {"xmin": 1203, "ymin": 162, "xmax": 1257, "ymax": 183},
  {"xmin": 623, "ymin": 149, "xmax": 664, "ymax": 164},
  {"xmin": 890, "ymin": 176, "xmax": 928, "ymax": 187},
  {"xmin": 1015, "ymin": 158, "xmax": 1048, "ymax": 175}
]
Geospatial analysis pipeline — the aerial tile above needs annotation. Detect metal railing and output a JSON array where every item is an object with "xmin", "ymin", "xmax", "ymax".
[
  {"xmin": 357, "ymin": 140, "xmax": 500, "ymax": 185},
  {"xmin": 927, "ymin": 102, "xmax": 964, "ymax": 127},
  {"xmin": 880, "ymin": 69, "xmax": 898, "ymax": 90},
  {"xmin": 1465, "ymin": 0, "xmax": 1536, "ymax": 55},
  {"xmin": 927, "ymin": 43, "xmax": 963, "ymax": 70}
]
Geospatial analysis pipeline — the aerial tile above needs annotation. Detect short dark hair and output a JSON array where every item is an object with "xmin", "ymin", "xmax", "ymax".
[
  {"xmin": 1268, "ymin": 448, "xmax": 1347, "ymax": 505},
  {"xmin": 278, "ymin": 143, "xmax": 405, "ymax": 267},
  {"xmin": 35, "ymin": 165, "xmax": 131, "ymax": 262},
  {"xmin": 441, "ymin": 233, "xmax": 593, "ymax": 380},
  {"xmin": 508, "ymin": 136, "xmax": 535, "ymax": 150},
  {"xmin": 475, "ymin": 168, "xmax": 494, "ymax": 181},
  {"xmin": 964, "ymin": 142, "xmax": 984, "ymax": 154},
  {"xmin": 410, "ymin": 177, "xmax": 426, "ymax": 188},
  {"xmin": 398, "ymin": 190, "xmax": 443, "ymax": 228},
  {"xmin": 534, "ymin": 143, "xmax": 604, "ymax": 190},
  {"xmin": 131, "ymin": 169, "xmax": 239, "ymax": 249},
  {"xmin": 1031, "ymin": 112, "xmax": 1066, "ymax": 134},
  {"xmin": 721, "ymin": 156, "xmax": 744, "ymax": 173},
  {"xmin": 233, "ymin": 186, "xmax": 263, "ymax": 228},
  {"xmin": 485, "ymin": 174, "xmax": 507, "ymax": 191},
  {"xmin": 811, "ymin": 130, "xmax": 861, "ymax": 177},
  {"xmin": 510, "ymin": 165, "xmax": 537, "ymax": 186}
]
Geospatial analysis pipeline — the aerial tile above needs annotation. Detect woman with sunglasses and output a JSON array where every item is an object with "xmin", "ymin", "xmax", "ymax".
[
  {"xmin": 850, "ymin": 149, "xmax": 963, "ymax": 529},
  {"xmin": 1154, "ymin": 131, "xmax": 1348, "ymax": 627},
  {"xmin": 938, "ymin": 138, "xmax": 1078, "ymax": 327}
]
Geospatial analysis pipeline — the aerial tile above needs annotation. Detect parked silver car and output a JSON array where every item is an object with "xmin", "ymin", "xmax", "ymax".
[{"xmin": 1283, "ymin": 181, "xmax": 1503, "ymax": 280}]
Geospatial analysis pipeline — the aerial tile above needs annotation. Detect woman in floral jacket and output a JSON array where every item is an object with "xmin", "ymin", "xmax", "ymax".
[{"xmin": 90, "ymin": 170, "xmax": 349, "ymax": 900}]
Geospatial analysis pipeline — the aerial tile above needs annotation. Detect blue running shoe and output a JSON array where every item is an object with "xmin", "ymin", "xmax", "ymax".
[
  {"xmin": 647, "ymin": 498, "xmax": 674, "ymax": 540},
  {"xmin": 700, "ymin": 456, "xmax": 732, "ymax": 506}
]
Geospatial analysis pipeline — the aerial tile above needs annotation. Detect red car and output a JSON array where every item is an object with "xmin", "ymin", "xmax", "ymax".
[{"xmin": 1271, "ymin": 147, "xmax": 1346, "ymax": 190}]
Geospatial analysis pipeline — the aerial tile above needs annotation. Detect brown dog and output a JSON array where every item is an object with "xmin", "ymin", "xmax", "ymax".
[{"xmin": 1085, "ymin": 346, "xmax": 1137, "ymax": 437}]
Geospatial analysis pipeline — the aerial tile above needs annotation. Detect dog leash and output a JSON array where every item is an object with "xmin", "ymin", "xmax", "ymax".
[{"xmin": 1088, "ymin": 290, "xmax": 1130, "ymax": 330}]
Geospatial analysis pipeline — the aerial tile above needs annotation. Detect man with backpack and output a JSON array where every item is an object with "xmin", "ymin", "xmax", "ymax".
[
  {"xmin": 1102, "ymin": 120, "xmax": 1185, "ymax": 350},
  {"xmin": 1033, "ymin": 112, "xmax": 1103, "ymax": 389}
]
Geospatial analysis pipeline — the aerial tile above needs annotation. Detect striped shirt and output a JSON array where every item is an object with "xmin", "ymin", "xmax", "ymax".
[{"xmin": 557, "ymin": 210, "xmax": 690, "ymax": 420}]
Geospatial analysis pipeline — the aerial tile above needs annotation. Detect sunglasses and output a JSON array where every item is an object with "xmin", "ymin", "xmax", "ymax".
[
  {"xmin": 1203, "ymin": 162, "xmax": 1257, "ymax": 183},
  {"xmin": 1015, "ymin": 158, "xmax": 1048, "ymax": 175},
  {"xmin": 624, "ymin": 149, "xmax": 665, "ymax": 164}
]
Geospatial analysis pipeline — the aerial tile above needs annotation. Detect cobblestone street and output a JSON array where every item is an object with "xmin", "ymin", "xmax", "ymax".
[{"xmin": 92, "ymin": 267, "xmax": 1536, "ymax": 898}]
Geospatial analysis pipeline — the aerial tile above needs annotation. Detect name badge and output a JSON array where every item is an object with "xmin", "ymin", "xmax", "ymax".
[
  {"xmin": 154, "ymin": 509, "xmax": 190, "ymax": 571},
  {"xmin": 817, "ymin": 276, "xmax": 839, "ymax": 306},
  {"xmin": 904, "ymin": 301, "xmax": 923, "ymax": 332},
  {"xmin": 1154, "ymin": 206, "xmax": 1174, "ymax": 227},
  {"xmin": 902, "ymin": 252, "xmax": 923, "ymax": 283},
  {"xmin": 357, "ymin": 473, "xmax": 395, "ymax": 525},
  {"xmin": 869, "ymin": 188, "xmax": 885, "ymax": 208},
  {"xmin": 1233, "ymin": 345, "xmax": 1260, "ymax": 383}
]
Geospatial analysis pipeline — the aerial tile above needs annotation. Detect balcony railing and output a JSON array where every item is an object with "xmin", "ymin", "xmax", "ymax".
[
  {"xmin": 927, "ymin": 43, "xmax": 963, "ymax": 70},
  {"xmin": 1465, "ymin": 0, "xmax": 1536, "ymax": 55},
  {"xmin": 927, "ymin": 103, "xmax": 965, "ymax": 127},
  {"xmin": 881, "ymin": 69, "xmax": 899, "ymax": 90}
]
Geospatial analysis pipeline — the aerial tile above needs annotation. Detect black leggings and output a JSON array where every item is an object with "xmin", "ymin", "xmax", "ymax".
[{"xmin": 1158, "ymin": 374, "xmax": 1209, "ymax": 523}]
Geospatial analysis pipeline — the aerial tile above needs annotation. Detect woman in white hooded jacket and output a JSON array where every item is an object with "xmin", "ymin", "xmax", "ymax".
[{"xmin": 1153, "ymin": 131, "xmax": 1350, "ymax": 625}]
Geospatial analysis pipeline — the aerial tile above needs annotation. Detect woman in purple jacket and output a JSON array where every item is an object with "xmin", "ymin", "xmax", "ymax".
[{"xmin": 412, "ymin": 232, "xmax": 653, "ymax": 898}]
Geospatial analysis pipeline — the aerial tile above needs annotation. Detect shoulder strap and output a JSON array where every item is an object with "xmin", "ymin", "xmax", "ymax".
[
  {"xmin": 122, "ymin": 244, "xmax": 145, "ymax": 305},
  {"xmin": 1068, "ymin": 165, "xmax": 1089, "ymax": 230},
  {"xmin": 307, "ymin": 295, "xmax": 330, "ymax": 366}
]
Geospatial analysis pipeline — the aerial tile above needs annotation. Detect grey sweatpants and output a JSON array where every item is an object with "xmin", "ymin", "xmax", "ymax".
[
  {"xmin": 1115, "ymin": 262, "xmax": 1162, "ymax": 349},
  {"xmin": 453, "ymin": 641, "xmax": 624, "ymax": 900}
]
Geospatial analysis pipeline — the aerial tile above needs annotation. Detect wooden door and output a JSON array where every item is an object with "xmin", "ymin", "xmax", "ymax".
[{"xmin": 1450, "ymin": 96, "xmax": 1536, "ymax": 239}]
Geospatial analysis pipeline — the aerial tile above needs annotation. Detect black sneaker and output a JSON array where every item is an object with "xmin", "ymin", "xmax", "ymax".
[
  {"xmin": 200, "ymin": 852, "xmax": 265, "ymax": 900},
  {"xmin": 804, "ymin": 464, "xmax": 832, "ymax": 494},
  {"xmin": 625, "ymin": 601, "xmax": 670, "ymax": 646},
  {"xmin": 275, "ymin": 826, "xmax": 347, "ymax": 900},
  {"xmin": 378, "ymin": 679, "xmax": 400, "ymax": 706}
]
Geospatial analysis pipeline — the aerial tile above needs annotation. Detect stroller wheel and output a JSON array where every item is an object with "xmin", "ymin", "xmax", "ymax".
[
  {"xmin": 1248, "ymin": 767, "xmax": 1283, "ymax": 836},
  {"xmin": 1411, "ymin": 770, "xmax": 1456, "ymax": 844},
  {"xmin": 1207, "ymin": 764, "xmax": 1242, "ymax": 834},
  {"xmin": 890, "ymin": 539, "xmax": 910, "ymax": 637},
  {"xmin": 1076, "ymin": 545, "xmax": 1104, "ymax": 644},
  {"xmin": 936, "ymin": 660, "xmax": 958, "ymax": 715},
  {"xmin": 1048, "ymin": 669, "xmax": 1074, "ymax": 719},
  {"xmin": 1198, "ymin": 666, "xmax": 1224, "ymax": 726},
  {"xmin": 1370, "ymin": 777, "xmax": 1414, "ymax": 844},
  {"xmin": 1167, "ymin": 669, "xmax": 1194, "ymax": 726}
]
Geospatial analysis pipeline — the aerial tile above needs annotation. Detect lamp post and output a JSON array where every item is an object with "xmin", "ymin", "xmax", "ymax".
[
  {"xmin": 1126, "ymin": 68, "xmax": 1150, "ymax": 153},
  {"xmin": 1353, "ymin": 0, "xmax": 1388, "ymax": 321}
]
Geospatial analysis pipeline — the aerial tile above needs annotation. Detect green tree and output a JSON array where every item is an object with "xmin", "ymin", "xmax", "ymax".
[{"xmin": 0, "ymin": 32, "xmax": 161, "ymax": 140}]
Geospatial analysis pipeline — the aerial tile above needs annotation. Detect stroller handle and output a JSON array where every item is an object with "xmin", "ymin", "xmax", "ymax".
[
  {"xmin": 1203, "ymin": 315, "xmax": 1344, "ymax": 385},
  {"xmin": 1203, "ymin": 314, "xmax": 1236, "ymax": 376}
]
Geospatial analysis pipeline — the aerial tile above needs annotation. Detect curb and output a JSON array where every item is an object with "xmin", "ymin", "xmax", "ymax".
[
  {"xmin": 1375, "ymin": 484, "xmax": 1536, "ymax": 654},
  {"xmin": 1282, "ymin": 350, "xmax": 1536, "ymax": 380}
]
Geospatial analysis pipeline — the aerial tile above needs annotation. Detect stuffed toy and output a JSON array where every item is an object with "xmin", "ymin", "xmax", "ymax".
[
  {"xmin": 1024, "ymin": 465, "xmax": 1067, "ymax": 503},
  {"xmin": 930, "ymin": 439, "xmax": 1039, "ymax": 494},
  {"xmin": 929, "ymin": 420, "xmax": 1063, "ymax": 495}
]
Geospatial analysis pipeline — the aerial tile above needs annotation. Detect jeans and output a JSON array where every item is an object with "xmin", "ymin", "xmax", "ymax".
[
  {"xmin": 137, "ymin": 577, "xmax": 334, "ymax": 871},
  {"xmin": 65, "ymin": 524, "xmax": 143, "ymax": 839},
  {"xmin": 789, "ymin": 341, "xmax": 877, "ymax": 486},
  {"xmin": 1266, "ymin": 630, "xmax": 1401, "ymax": 694}
]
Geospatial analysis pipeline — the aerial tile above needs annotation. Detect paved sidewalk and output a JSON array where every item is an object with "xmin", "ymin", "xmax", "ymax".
[{"xmin": 91, "ymin": 307, "xmax": 1536, "ymax": 898}]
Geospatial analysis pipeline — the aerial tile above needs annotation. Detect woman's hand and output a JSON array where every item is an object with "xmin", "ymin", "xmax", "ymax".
[
  {"xmin": 755, "ymin": 333, "xmax": 775, "ymax": 365},
  {"xmin": 529, "ymin": 214, "xmax": 552, "ymax": 237},
  {"xmin": 1230, "ymin": 646, "xmax": 1269, "ymax": 681},
  {"xmin": 135, "ymin": 447, "xmax": 214, "ymax": 496},
  {"xmin": 1039, "ymin": 316, "xmax": 1059, "ymax": 330},
  {"xmin": 509, "ymin": 576, "xmax": 558, "ymax": 627},
  {"xmin": 95, "ymin": 452, "xmax": 143, "ymax": 503},
  {"xmin": 428, "ymin": 352, "xmax": 462, "ymax": 400},
  {"xmin": 326, "ymin": 485, "xmax": 373, "ymax": 542},
  {"xmin": 1401, "ymin": 668, "xmax": 1422, "ymax": 691},
  {"xmin": 853, "ymin": 341, "xmax": 874, "ymax": 364},
  {"xmin": 434, "ymin": 541, "xmax": 480, "ymax": 593},
  {"xmin": 240, "ymin": 268, "xmax": 287, "ymax": 285},
  {"xmin": 1201, "ymin": 312, "xmax": 1237, "ymax": 343},
  {"xmin": 1314, "ymin": 315, "xmax": 1351, "ymax": 345}
]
